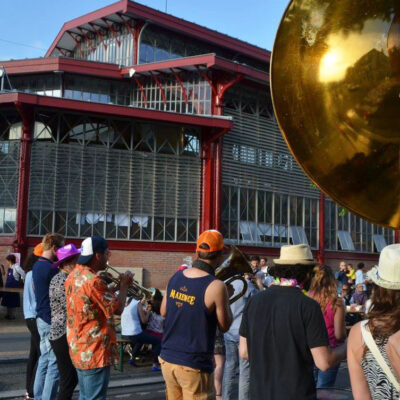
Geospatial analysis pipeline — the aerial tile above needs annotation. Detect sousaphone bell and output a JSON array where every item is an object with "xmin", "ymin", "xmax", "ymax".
[{"xmin": 271, "ymin": 0, "xmax": 400, "ymax": 229}]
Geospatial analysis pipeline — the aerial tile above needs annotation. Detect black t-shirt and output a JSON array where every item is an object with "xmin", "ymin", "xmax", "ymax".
[{"xmin": 239, "ymin": 285, "xmax": 329, "ymax": 400}]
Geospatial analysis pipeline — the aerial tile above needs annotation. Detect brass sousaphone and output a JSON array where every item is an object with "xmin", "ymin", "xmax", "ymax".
[
  {"xmin": 215, "ymin": 246, "xmax": 253, "ymax": 304},
  {"xmin": 271, "ymin": 1, "xmax": 400, "ymax": 228}
]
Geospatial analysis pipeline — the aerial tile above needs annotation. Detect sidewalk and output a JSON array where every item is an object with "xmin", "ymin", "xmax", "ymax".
[
  {"xmin": 0, "ymin": 317, "xmax": 29, "ymax": 362},
  {"xmin": 0, "ymin": 317, "xmax": 164, "ymax": 399},
  {"xmin": 0, "ymin": 369, "xmax": 164, "ymax": 399}
]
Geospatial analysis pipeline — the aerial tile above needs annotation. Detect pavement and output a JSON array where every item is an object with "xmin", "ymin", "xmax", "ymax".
[
  {"xmin": 0, "ymin": 313, "xmax": 165, "ymax": 399},
  {"xmin": 0, "ymin": 310, "xmax": 353, "ymax": 400}
]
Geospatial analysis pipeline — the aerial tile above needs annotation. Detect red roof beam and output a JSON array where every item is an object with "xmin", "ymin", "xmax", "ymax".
[
  {"xmin": 66, "ymin": 31, "xmax": 83, "ymax": 57},
  {"xmin": 56, "ymin": 47, "xmax": 72, "ymax": 57},
  {"xmin": 88, "ymin": 22, "xmax": 108, "ymax": 51},
  {"xmin": 77, "ymin": 27, "xmax": 95, "ymax": 52},
  {"xmin": 170, "ymin": 68, "xmax": 187, "ymax": 104},
  {"xmin": 116, "ymin": 13, "xmax": 135, "ymax": 39},
  {"xmin": 196, "ymin": 66, "xmax": 217, "ymax": 96},
  {"xmin": 121, "ymin": 54, "xmax": 215, "ymax": 75},
  {"xmin": 133, "ymin": 76, "xmax": 147, "ymax": 106},
  {"xmin": 101, "ymin": 18, "xmax": 121, "ymax": 47},
  {"xmin": 150, "ymin": 72, "xmax": 166, "ymax": 105}
]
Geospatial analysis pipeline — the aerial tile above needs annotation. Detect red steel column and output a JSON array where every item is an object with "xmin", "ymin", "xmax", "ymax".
[
  {"xmin": 200, "ymin": 139, "xmax": 215, "ymax": 232},
  {"xmin": 14, "ymin": 104, "xmax": 33, "ymax": 259},
  {"xmin": 318, "ymin": 192, "xmax": 325, "ymax": 264},
  {"xmin": 133, "ymin": 21, "xmax": 145, "ymax": 65},
  {"xmin": 395, "ymin": 231, "xmax": 399, "ymax": 243},
  {"xmin": 213, "ymin": 138, "xmax": 222, "ymax": 231}
]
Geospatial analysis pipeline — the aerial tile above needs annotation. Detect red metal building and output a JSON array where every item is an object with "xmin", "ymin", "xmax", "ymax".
[{"xmin": 0, "ymin": 0, "xmax": 392, "ymax": 287}]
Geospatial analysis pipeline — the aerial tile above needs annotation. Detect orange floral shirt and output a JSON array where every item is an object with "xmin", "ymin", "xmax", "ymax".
[{"xmin": 65, "ymin": 264, "xmax": 119, "ymax": 370}]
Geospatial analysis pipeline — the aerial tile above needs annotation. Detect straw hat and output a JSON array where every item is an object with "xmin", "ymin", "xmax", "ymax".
[
  {"xmin": 273, "ymin": 244, "xmax": 316, "ymax": 266},
  {"xmin": 367, "ymin": 244, "xmax": 400, "ymax": 290}
]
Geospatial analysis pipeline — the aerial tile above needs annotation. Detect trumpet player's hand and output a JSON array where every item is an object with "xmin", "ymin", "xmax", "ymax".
[
  {"xmin": 120, "ymin": 271, "xmax": 133, "ymax": 288},
  {"xmin": 115, "ymin": 271, "xmax": 134, "ymax": 315}
]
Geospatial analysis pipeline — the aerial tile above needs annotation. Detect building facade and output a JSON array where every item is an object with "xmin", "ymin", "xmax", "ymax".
[{"xmin": 0, "ymin": 0, "xmax": 394, "ymax": 287}]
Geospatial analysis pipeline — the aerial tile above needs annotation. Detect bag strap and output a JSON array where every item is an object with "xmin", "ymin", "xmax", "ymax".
[{"xmin": 361, "ymin": 320, "xmax": 400, "ymax": 392}]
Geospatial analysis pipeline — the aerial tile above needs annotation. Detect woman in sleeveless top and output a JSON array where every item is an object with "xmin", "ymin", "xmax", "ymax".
[
  {"xmin": 309, "ymin": 265, "xmax": 346, "ymax": 388},
  {"xmin": 348, "ymin": 244, "xmax": 400, "ymax": 400}
]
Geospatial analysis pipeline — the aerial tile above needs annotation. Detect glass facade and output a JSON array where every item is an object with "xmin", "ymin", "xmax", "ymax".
[
  {"xmin": 132, "ymin": 73, "xmax": 211, "ymax": 115},
  {"xmin": 10, "ymin": 72, "xmax": 211, "ymax": 115},
  {"xmin": 27, "ymin": 110, "xmax": 200, "ymax": 242},
  {"xmin": 64, "ymin": 74, "xmax": 130, "ymax": 105},
  {"xmin": 324, "ymin": 199, "xmax": 394, "ymax": 252},
  {"xmin": 9, "ymin": 74, "xmax": 62, "ymax": 97},
  {"xmin": 73, "ymin": 25, "xmax": 134, "ymax": 66},
  {"xmin": 139, "ymin": 24, "xmax": 268, "ymax": 71},
  {"xmin": 0, "ymin": 110, "xmax": 20, "ymax": 234},
  {"xmin": 222, "ymin": 186, "xmax": 319, "ymax": 248}
]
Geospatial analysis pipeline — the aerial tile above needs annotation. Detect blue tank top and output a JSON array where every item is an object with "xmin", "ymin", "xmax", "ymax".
[{"xmin": 161, "ymin": 269, "xmax": 217, "ymax": 373}]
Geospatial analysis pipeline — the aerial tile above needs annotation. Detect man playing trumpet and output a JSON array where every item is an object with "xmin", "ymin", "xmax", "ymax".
[
  {"xmin": 160, "ymin": 229, "xmax": 233, "ymax": 400},
  {"xmin": 65, "ymin": 236, "xmax": 133, "ymax": 400}
]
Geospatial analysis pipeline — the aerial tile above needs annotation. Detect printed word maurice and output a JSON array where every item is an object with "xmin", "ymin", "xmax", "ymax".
[{"xmin": 169, "ymin": 288, "xmax": 196, "ymax": 306}]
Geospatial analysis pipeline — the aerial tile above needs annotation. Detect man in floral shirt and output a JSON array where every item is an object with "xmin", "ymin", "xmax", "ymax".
[{"xmin": 65, "ymin": 236, "xmax": 132, "ymax": 400}]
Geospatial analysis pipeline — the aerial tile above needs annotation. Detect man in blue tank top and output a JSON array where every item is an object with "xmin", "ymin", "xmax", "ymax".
[{"xmin": 160, "ymin": 230, "xmax": 233, "ymax": 400}]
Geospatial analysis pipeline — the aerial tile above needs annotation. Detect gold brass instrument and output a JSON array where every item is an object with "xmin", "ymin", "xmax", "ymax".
[
  {"xmin": 99, "ymin": 262, "xmax": 157, "ymax": 301},
  {"xmin": 271, "ymin": 0, "xmax": 400, "ymax": 228},
  {"xmin": 215, "ymin": 246, "xmax": 253, "ymax": 304}
]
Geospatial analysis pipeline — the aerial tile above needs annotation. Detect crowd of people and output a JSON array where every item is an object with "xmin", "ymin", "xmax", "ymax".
[{"xmin": 1, "ymin": 229, "xmax": 400, "ymax": 399}]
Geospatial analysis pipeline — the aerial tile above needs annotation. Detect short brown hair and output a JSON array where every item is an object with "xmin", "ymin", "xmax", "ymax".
[
  {"xmin": 6, "ymin": 254, "xmax": 16, "ymax": 264},
  {"xmin": 197, "ymin": 243, "xmax": 222, "ymax": 260},
  {"xmin": 42, "ymin": 233, "xmax": 65, "ymax": 251}
]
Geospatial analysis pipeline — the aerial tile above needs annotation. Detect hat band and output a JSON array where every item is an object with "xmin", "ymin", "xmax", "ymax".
[{"xmin": 375, "ymin": 269, "xmax": 400, "ymax": 285}]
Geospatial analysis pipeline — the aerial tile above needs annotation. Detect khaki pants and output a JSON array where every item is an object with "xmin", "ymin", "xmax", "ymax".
[{"xmin": 159, "ymin": 357, "xmax": 215, "ymax": 400}]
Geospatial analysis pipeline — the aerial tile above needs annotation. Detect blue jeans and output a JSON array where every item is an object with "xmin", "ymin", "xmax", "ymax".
[
  {"xmin": 34, "ymin": 318, "xmax": 59, "ymax": 400},
  {"xmin": 122, "ymin": 332, "xmax": 161, "ymax": 364},
  {"xmin": 314, "ymin": 364, "xmax": 340, "ymax": 388},
  {"xmin": 76, "ymin": 367, "xmax": 110, "ymax": 400},
  {"xmin": 222, "ymin": 338, "xmax": 250, "ymax": 400}
]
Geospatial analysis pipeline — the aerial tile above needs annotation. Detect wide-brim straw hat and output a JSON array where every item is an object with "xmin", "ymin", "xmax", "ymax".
[
  {"xmin": 273, "ymin": 244, "xmax": 316, "ymax": 266},
  {"xmin": 367, "ymin": 244, "xmax": 400, "ymax": 290}
]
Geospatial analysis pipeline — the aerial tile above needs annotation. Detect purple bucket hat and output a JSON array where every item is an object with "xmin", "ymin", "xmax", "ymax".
[{"xmin": 52, "ymin": 244, "xmax": 81, "ymax": 269}]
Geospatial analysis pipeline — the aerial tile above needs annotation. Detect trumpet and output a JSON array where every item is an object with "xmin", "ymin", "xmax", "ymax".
[
  {"xmin": 99, "ymin": 262, "xmax": 157, "ymax": 301},
  {"xmin": 215, "ymin": 246, "xmax": 253, "ymax": 304}
]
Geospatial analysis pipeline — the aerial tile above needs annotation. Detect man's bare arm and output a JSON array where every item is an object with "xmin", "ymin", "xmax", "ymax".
[
  {"xmin": 310, "ymin": 342, "xmax": 347, "ymax": 371},
  {"xmin": 239, "ymin": 336, "xmax": 249, "ymax": 360},
  {"xmin": 205, "ymin": 280, "xmax": 233, "ymax": 332}
]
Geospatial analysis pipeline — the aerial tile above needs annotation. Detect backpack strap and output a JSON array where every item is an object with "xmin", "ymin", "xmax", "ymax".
[{"xmin": 361, "ymin": 320, "xmax": 400, "ymax": 392}]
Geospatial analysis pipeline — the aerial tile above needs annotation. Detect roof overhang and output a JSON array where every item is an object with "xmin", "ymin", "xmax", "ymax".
[
  {"xmin": 0, "ymin": 57, "xmax": 121, "ymax": 79},
  {"xmin": 0, "ymin": 92, "xmax": 233, "ymax": 130},
  {"xmin": 0, "ymin": 54, "xmax": 269, "ymax": 85},
  {"xmin": 121, "ymin": 54, "xmax": 269, "ymax": 84},
  {"xmin": 46, "ymin": 0, "xmax": 270, "ymax": 64}
]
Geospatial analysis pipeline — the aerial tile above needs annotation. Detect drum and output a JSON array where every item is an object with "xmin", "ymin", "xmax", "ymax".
[{"xmin": 317, "ymin": 388, "xmax": 353, "ymax": 400}]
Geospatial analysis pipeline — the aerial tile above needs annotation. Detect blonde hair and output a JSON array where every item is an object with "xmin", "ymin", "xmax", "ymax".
[
  {"xmin": 309, "ymin": 265, "xmax": 339, "ymax": 313},
  {"xmin": 42, "ymin": 233, "xmax": 65, "ymax": 251}
]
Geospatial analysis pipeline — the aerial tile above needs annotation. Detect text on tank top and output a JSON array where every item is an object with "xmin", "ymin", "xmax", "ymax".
[{"xmin": 161, "ymin": 269, "xmax": 217, "ymax": 373}]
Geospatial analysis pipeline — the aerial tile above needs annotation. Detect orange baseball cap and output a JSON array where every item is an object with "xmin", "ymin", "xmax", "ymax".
[
  {"xmin": 196, "ymin": 230, "xmax": 224, "ymax": 253},
  {"xmin": 33, "ymin": 243, "xmax": 43, "ymax": 257}
]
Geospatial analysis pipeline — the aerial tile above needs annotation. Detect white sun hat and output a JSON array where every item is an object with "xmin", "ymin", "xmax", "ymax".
[
  {"xmin": 367, "ymin": 244, "xmax": 400, "ymax": 290},
  {"xmin": 273, "ymin": 244, "xmax": 316, "ymax": 266}
]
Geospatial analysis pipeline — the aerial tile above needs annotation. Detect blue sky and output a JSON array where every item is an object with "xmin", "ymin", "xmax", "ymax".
[{"xmin": 0, "ymin": 0, "xmax": 289, "ymax": 61}]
